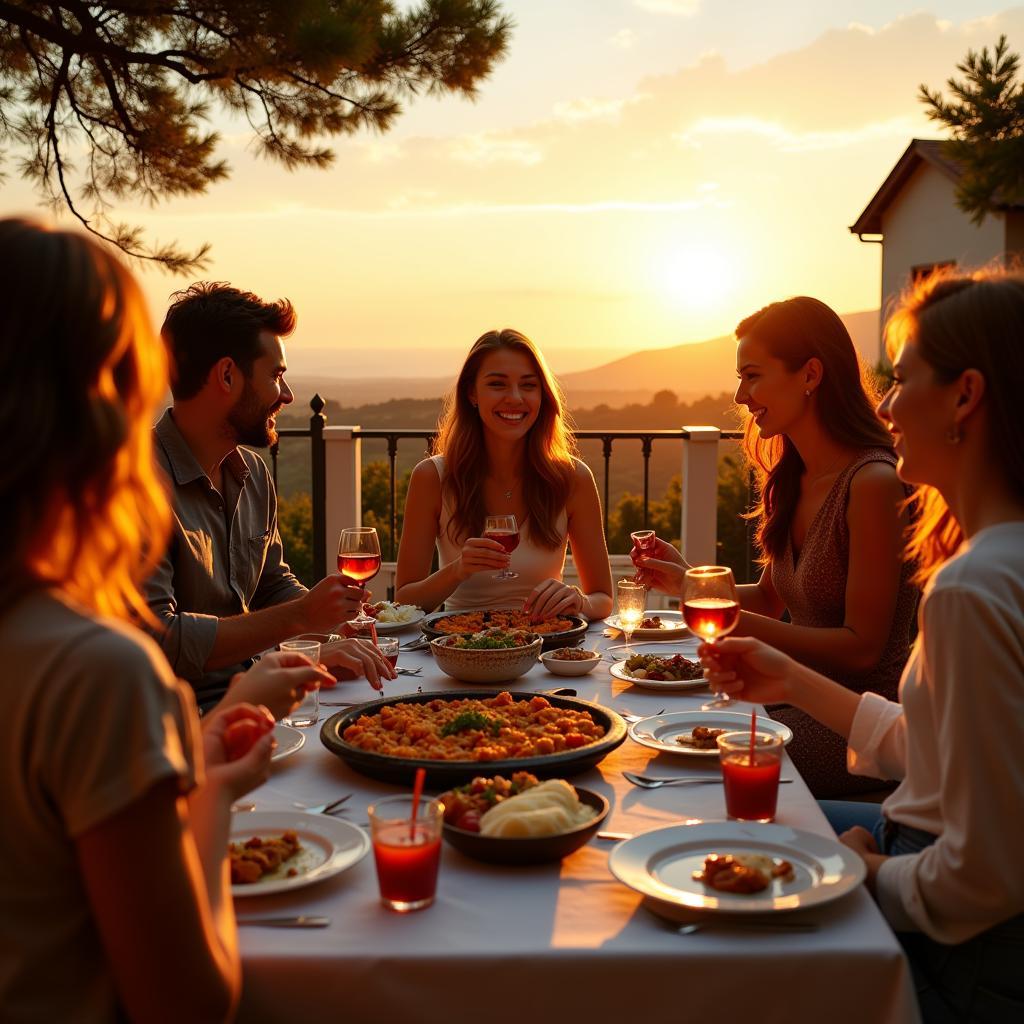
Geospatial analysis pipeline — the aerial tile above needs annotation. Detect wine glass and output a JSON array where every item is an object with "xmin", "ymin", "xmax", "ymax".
[
  {"xmin": 682, "ymin": 565, "xmax": 741, "ymax": 710},
  {"xmin": 338, "ymin": 527, "xmax": 382, "ymax": 629},
  {"xmin": 615, "ymin": 579, "xmax": 646, "ymax": 654},
  {"xmin": 483, "ymin": 514, "xmax": 520, "ymax": 580},
  {"xmin": 630, "ymin": 529, "xmax": 656, "ymax": 584}
]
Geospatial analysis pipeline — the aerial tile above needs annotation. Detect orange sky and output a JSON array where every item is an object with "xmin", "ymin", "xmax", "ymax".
[{"xmin": 3, "ymin": 3, "xmax": 1022, "ymax": 377}]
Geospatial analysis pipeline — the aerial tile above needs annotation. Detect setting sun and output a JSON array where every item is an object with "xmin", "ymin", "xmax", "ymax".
[{"xmin": 658, "ymin": 242, "xmax": 738, "ymax": 312}]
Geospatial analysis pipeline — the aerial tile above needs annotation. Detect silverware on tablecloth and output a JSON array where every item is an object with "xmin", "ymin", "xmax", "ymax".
[
  {"xmin": 297, "ymin": 794, "xmax": 352, "ymax": 815},
  {"xmin": 623, "ymin": 771, "xmax": 794, "ymax": 789},
  {"xmin": 400, "ymin": 636, "xmax": 431, "ymax": 652},
  {"xmin": 676, "ymin": 921, "xmax": 819, "ymax": 935},
  {"xmin": 396, "ymin": 666, "xmax": 422, "ymax": 676},
  {"xmin": 596, "ymin": 831, "xmax": 635, "ymax": 841},
  {"xmin": 619, "ymin": 708, "xmax": 665, "ymax": 724},
  {"xmin": 236, "ymin": 916, "xmax": 331, "ymax": 929}
]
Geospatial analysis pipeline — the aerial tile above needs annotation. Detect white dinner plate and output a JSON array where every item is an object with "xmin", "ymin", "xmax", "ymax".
[
  {"xmin": 609, "ymin": 821, "xmax": 865, "ymax": 914},
  {"xmin": 606, "ymin": 611, "xmax": 692, "ymax": 640},
  {"xmin": 609, "ymin": 641, "xmax": 706, "ymax": 691},
  {"xmin": 230, "ymin": 811, "xmax": 370, "ymax": 897},
  {"xmin": 372, "ymin": 610, "xmax": 426, "ymax": 634},
  {"xmin": 271, "ymin": 724, "xmax": 305, "ymax": 762},
  {"xmin": 628, "ymin": 710, "xmax": 793, "ymax": 757}
]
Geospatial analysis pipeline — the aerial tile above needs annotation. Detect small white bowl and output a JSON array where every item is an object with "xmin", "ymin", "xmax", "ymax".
[{"xmin": 540, "ymin": 648, "xmax": 601, "ymax": 677}]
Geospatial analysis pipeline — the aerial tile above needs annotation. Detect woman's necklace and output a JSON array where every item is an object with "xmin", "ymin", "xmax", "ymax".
[{"xmin": 804, "ymin": 452, "xmax": 849, "ymax": 485}]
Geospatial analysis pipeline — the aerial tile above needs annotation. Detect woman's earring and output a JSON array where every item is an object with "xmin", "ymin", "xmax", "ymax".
[
  {"xmin": 946, "ymin": 425, "xmax": 962, "ymax": 445},
  {"xmin": 804, "ymin": 389, "xmax": 811, "ymax": 397}
]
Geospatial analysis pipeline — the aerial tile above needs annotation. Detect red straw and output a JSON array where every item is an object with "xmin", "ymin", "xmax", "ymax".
[
  {"xmin": 748, "ymin": 707, "xmax": 757, "ymax": 765},
  {"xmin": 369, "ymin": 619, "xmax": 380, "ymax": 647},
  {"xmin": 409, "ymin": 766, "xmax": 426, "ymax": 841}
]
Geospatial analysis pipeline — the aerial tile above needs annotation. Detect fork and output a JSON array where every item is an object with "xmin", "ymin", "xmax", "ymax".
[
  {"xmin": 676, "ymin": 920, "xmax": 818, "ymax": 935},
  {"xmin": 237, "ymin": 916, "xmax": 331, "ymax": 928},
  {"xmin": 620, "ymin": 708, "xmax": 665, "ymax": 724},
  {"xmin": 396, "ymin": 666, "xmax": 422, "ymax": 676},
  {"xmin": 296, "ymin": 794, "xmax": 352, "ymax": 815}
]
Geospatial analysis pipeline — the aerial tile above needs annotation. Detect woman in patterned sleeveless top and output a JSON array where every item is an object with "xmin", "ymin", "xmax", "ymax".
[
  {"xmin": 396, "ymin": 329, "xmax": 613, "ymax": 621},
  {"xmin": 636, "ymin": 297, "xmax": 918, "ymax": 797}
]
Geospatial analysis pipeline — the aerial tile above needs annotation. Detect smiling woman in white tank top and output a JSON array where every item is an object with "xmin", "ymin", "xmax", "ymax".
[{"xmin": 395, "ymin": 330, "xmax": 612, "ymax": 621}]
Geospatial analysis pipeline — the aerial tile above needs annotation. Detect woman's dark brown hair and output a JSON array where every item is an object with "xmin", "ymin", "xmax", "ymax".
[
  {"xmin": 739, "ymin": 296, "xmax": 893, "ymax": 562},
  {"xmin": 434, "ymin": 329, "xmax": 576, "ymax": 549},
  {"xmin": 0, "ymin": 218, "xmax": 169, "ymax": 621}
]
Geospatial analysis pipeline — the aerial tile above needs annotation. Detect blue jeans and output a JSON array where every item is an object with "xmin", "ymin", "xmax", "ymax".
[{"xmin": 820, "ymin": 800, "xmax": 1024, "ymax": 1022}]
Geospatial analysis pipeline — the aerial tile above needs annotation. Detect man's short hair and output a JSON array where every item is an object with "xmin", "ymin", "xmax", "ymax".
[{"xmin": 161, "ymin": 282, "xmax": 296, "ymax": 400}]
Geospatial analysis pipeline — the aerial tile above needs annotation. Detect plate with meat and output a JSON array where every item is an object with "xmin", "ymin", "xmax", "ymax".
[
  {"xmin": 420, "ymin": 608, "xmax": 588, "ymax": 651},
  {"xmin": 320, "ymin": 689, "xmax": 627, "ymax": 785},
  {"xmin": 627, "ymin": 710, "xmax": 793, "ymax": 758},
  {"xmin": 609, "ymin": 642, "xmax": 705, "ymax": 691},
  {"xmin": 608, "ymin": 821, "xmax": 865, "ymax": 914},
  {"xmin": 605, "ymin": 610, "xmax": 691, "ymax": 640},
  {"xmin": 229, "ymin": 811, "xmax": 370, "ymax": 896}
]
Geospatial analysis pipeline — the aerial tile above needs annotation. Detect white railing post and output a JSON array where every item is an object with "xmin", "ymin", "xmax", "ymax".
[
  {"xmin": 681, "ymin": 425, "xmax": 721, "ymax": 566},
  {"xmin": 323, "ymin": 425, "xmax": 361, "ymax": 578}
]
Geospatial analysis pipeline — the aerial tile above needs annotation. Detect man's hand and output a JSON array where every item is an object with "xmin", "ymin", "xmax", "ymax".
[
  {"xmin": 219, "ymin": 649, "xmax": 335, "ymax": 721},
  {"xmin": 298, "ymin": 574, "xmax": 367, "ymax": 632},
  {"xmin": 320, "ymin": 637, "xmax": 396, "ymax": 692}
]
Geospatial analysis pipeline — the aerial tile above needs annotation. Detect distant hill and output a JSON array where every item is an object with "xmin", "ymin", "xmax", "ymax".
[{"xmin": 288, "ymin": 310, "xmax": 880, "ymax": 411}]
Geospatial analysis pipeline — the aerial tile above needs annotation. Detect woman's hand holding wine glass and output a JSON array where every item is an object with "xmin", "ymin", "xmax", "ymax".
[
  {"xmin": 630, "ymin": 536, "xmax": 690, "ymax": 593},
  {"xmin": 483, "ymin": 514, "xmax": 520, "ymax": 581},
  {"xmin": 682, "ymin": 565, "xmax": 741, "ymax": 710}
]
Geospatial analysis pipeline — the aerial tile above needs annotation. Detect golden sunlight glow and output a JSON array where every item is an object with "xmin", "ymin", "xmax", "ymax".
[{"xmin": 657, "ymin": 243, "xmax": 739, "ymax": 312}]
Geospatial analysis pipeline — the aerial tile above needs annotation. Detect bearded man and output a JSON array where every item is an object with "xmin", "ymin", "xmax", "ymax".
[{"xmin": 147, "ymin": 283, "xmax": 392, "ymax": 711}]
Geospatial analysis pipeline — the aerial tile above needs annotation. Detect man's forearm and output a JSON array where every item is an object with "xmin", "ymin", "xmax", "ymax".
[{"xmin": 204, "ymin": 598, "xmax": 307, "ymax": 671}]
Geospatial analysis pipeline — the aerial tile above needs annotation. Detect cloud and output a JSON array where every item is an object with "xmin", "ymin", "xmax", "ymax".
[
  {"xmin": 552, "ymin": 97, "xmax": 629, "ymax": 123},
  {"xmin": 634, "ymin": 0, "xmax": 700, "ymax": 15},
  {"xmin": 609, "ymin": 28, "xmax": 637, "ymax": 49},
  {"xmin": 447, "ymin": 135, "xmax": 544, "ymax": 166},
  {"xmin": 676, "ymin": 114, "xmax": 920, "ymax": 153}
]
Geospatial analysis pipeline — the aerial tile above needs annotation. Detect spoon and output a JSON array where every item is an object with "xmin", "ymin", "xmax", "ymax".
[
  {"xmin": 676, "ymin": 920, "xmax": 818, "ymax": 935},
  {"xmin": 236, "ymin": 915, "xmax": 331, "ymax": 928}
]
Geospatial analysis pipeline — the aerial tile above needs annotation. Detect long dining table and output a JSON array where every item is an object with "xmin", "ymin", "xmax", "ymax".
[{"xmin": 236, "ymin": 619, "xmax": 920, "ymax": 1024}]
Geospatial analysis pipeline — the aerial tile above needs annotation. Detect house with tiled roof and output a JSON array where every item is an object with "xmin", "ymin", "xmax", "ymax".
[{"xmin": 851, "ymin": 138, "xmax": 1024, "ymax": 360}]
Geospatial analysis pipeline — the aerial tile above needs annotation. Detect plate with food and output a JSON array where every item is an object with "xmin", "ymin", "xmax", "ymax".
[
  {"xmin": 229, "ymin": 811, "xmax": 370, "ymax": 897},
  {"xmin": 320, "ymin": 689, "xmax": 627, "ymax": 785},
  {"xmin": 362, "ymin": 600, "xmax": 425, "ymax": 633},
  {"xmin": 608, "ymin": 821, "xmax": 865, "ymax": 914},
  {"xmin": 420, "ymin": 608, "xmax": 588, "ymax": 651},
  {"xmin": 605, "ymin": 611, "xmax": 691, "ymax": 640},
  {"xmin": 438, "ymin": 772, "xmax": 610, "ymax": 864},
  {"xmin": 609, "ymin": 646, "xmax": 706, "ymax": 692},
  {"xmin": 271, "ymin": 724, "xmax": 305, "ymax": 762},
  {"xmin": 628, "ymin": 710, "xmax": 793, "ymax": 758},
  {"xmin": 539, "ymin": 647, "xmax": 601, "ymax": 677}
]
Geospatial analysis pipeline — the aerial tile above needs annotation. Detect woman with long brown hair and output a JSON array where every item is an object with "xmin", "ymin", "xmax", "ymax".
[
  {"xmin": 0, "ymin": 218, "xmax": 331, "ymax": 1022},
  {"xmin": 700, "ymin": 268, "xmax": 1024, "ymax": 1022},
  {"xmin": 637, "ymin": 297, "xmax": 918, "ymax": 796},
  {"xmin": 396, "ymin": 329, "xmax": 612, "ymax": 620}
]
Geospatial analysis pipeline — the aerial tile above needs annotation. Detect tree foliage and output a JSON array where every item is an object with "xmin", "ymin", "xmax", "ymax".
[
  {"xmin": 919, "ymin": 35, "xmax": 1024, "ymax": 224},
  {"xmin": 0, "ymin": 0, "xmax": 511, "ymax": 269}
]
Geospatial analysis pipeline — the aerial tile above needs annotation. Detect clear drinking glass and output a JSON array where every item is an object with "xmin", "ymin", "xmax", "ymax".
[
  {"xmin": 376, "ymin": 636, "xmax": 399, "ymax": 670},
  {"xmin": 483, "ymin": 514, "xmax": 520, "ymax": 580},
  {"xmin": 279, "ymin": 639, "xmax": 321, "ymax": 727},
  {"xmin": 630, "ymin": 530, "xmax": 656, "ymax": 584},
  {"xmin": 616, "ymin": 579, "xmax": 646, "ymax": 653},
  {"xmin": 682, "ymin": 565, "xmax": 741, "ymax": 710},
  {"xmin": 338, "ymin": 527, "xmax": 382, "ymax": 628}
]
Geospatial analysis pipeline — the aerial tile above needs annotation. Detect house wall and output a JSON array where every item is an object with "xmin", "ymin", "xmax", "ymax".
[{"xmin": 880, "ymin": 162, "xmax": 1005, "ymax": 344}]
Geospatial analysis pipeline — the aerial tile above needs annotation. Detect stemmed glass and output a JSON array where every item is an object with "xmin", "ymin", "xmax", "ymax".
[
  {"xmin": 338, "ymin": 527, "xmax": 382, "ymax": 630},
  {"xmin": 615, "ymin": 579, "xmax": 646, "ymax": 654},
  {"xmin": 483, "ymin": 514, "xmax": 520, "ymax": 580},
  {"xmin": 630, "ymin": 529, "xmax": 656, "ymax": 584},
  {"xmin": 682, "ymin": 565, "xmax": 741, "ymax": 709}
]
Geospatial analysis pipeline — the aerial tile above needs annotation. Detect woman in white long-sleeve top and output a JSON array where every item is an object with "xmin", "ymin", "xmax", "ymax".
[{"xmin": 700, "ymin": 267, "xmax": 1024, "ymax": 1023}]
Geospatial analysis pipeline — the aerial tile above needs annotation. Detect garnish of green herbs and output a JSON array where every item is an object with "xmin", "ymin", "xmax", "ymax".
[{"xmin": 440, "ymin": 711, "xmax": 504, "ymax": 737}]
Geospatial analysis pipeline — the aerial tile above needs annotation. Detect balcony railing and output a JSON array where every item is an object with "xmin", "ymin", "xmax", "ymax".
[{"xmin": 272, "ymin": 396, "xmax": 747, "ymax": 586}]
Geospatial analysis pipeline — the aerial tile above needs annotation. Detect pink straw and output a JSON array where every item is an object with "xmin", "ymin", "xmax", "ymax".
[
  {"xmin": 410, "ymin": 766, "xmax": 426, "ymax": 841},
  {"xmin": 748, "ymin": 708, "xmax": 757, "ymax": 765}
]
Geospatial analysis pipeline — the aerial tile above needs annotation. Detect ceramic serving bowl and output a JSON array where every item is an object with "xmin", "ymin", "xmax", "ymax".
[
  {"xmin": 441, "ymin": 787, "xmax": 610, "ymax": 864},
  {"xmin": 429, "ymin": 635, "xmax": 543, "ymax": 684},
  {"xmin": 539, "ymin": 648, "xmax": 601, "ymax": 677}
]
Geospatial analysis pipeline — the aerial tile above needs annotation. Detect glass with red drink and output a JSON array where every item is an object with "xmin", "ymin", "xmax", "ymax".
[
  {"xmin": 717, "ymin": 731, "xmax": 783, "ymax": 822},
  {"xmin": 376, "ymin": 636, "xmax": 399, "ymax": 669},
  {"xmin": 367, "ymin": 795, "xmax": 443, "ymax": 912},
  {"xmin": 630, "ymin": 530, "xmax": 656, "ymax": 584},
  {"xmin": 683, "ymin": 565, "xmax": 740, "ymax": 710},
  {"xmin": 483, "ymin": 514, "xmax": 519, "ymax": 580},
  {"xmin": 338, "ymin": 527, "xmax": 381, "ymax": 630}
]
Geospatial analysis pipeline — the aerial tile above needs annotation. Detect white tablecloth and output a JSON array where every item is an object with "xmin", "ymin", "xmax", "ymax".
[{"xmin": 237, "ymin": 623, "xmax": 920, "ymax": 1024}]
